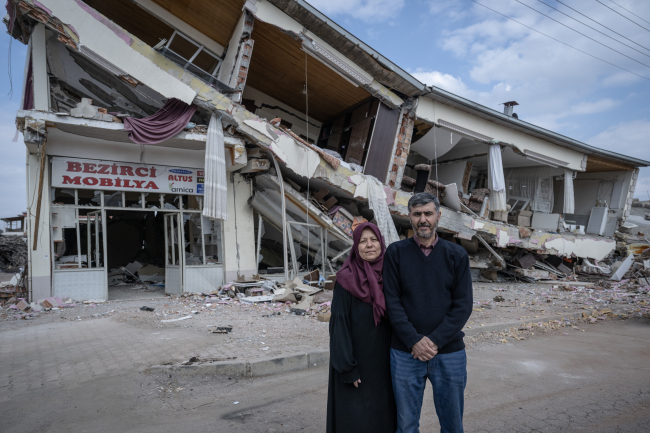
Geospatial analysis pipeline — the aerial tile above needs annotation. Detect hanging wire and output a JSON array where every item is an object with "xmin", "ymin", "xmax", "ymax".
[
  {"xmin": 304, "ymin": 52, "xmax": 310, "ymax": 271},
  {"xmin": 7, "ymin": 38, "xmax": 13, "ymax": 98}
]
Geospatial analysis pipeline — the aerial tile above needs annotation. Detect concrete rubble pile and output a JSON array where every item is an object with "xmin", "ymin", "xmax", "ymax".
[
  {"xmin": 0, "ymin": 273, "xmax": 27, "ymax": 310},
  {"xmin": 1, "ymin": 288, "xmax": 90, "ymax": 321},
  {"xmin": 107, "ymin": 261, "xmax": 165, "ymax": 289},
  {"xmin": 457, "ymin": 220, "xmax": 650, "ymax": 285},
  {"xmin": 0, "ymin": 236, "xmax": 27, "ymax": 272},
  {"xmin": 164, "ymin": 269, "xmax": 335, "ymax": 323}
]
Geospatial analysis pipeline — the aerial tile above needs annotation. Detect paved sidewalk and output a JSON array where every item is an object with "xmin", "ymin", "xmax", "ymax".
[{"xmin": 0, "ymin": 317, "xmax": 285, "ymax": 400}]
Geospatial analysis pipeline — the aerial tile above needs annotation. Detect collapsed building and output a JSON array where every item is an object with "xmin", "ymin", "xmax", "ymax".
[{"xmin": 5, "ymin": 0, "xmax": 649, "ymax": 302}]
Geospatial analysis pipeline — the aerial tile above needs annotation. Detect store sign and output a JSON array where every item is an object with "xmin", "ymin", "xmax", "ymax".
[{"xmin": 51, "ymin": 157, "xmax": 205, "ymax": 195}]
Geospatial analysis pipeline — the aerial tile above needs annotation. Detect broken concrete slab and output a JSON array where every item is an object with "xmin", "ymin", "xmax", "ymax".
[
  {"xmin": 611, "ymin": 254, "xmax": 634, "ymax": 281},
  {"xmin": 516, "ymin": 253, "xmax": 537, "ymax": 269},
  {"xmin": 249, "ymin": 353, "xmax": 308, "ymax": 377},
  {"xmin": 16, "ymin": 300, "xmax": 31, "ymax": 312}
]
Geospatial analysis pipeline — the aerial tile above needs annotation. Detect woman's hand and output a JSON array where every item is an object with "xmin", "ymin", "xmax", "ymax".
[{"xmin": 352, "ymin": 379, "xmax": 361, "ymax": 388}]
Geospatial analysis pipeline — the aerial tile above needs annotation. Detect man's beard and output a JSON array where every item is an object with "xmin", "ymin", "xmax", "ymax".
[{"xmin": 412, "ymin": 221, "xmax": 438, "ymax": 239}]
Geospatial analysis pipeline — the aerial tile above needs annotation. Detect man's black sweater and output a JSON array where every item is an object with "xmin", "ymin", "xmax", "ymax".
[{"xmin": 383, "ymin": 237, "xmax": 473, "ymax": 354}]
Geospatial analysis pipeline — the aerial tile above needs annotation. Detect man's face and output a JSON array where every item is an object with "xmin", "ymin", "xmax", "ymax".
[{"xmin": 409, "ymin": 202, "xmax": 440, "ymax": 239}]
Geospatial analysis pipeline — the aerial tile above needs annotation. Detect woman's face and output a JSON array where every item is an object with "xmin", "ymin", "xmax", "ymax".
[{"xmin": 358, "ymin": 227, "xmax": 381, "ymax": 262}]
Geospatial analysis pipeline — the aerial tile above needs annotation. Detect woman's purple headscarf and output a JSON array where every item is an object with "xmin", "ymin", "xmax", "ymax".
[{"xmin": 336, "ymin": 222, "xmax": 387, "ymax": 326}]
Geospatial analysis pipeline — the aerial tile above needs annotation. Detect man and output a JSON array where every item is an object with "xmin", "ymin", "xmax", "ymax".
[{"xmin": 384, "ymin": 192, "xmax": 473, "ymax": 433}]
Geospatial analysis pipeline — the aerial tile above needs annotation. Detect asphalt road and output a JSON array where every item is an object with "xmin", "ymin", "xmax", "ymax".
[{"xmin": 2, "ymin": 318, "xmax": 649, "ymax": 432}]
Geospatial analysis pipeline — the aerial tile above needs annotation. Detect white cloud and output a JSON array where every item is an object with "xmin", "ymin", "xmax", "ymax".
[
  {"xmin": 306, "ymin": 0, "xmax": 404, "ymax": 22},
  {"xmin": 413, "ymin": 0, "xmax": 650, "ymax": 129},
  {"xmin": 587, "ymin": 120, "xmax": 650, "ymax": 199},
  {"xmin": 588, "ymin": 120, "xmax": 650, "ymax": 161},
  {"xmin": 413, "ymin": 66, "xmax": 622, "ymax": 129},
  {"xmin": 527, "ymin": 98, "xmax": 621, "ymax": 130},
  {"xmin": 411, "ymin": 69, "xmax": 475, "ymax": 99}
]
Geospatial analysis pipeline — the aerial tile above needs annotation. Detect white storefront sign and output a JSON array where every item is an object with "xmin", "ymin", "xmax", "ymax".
[{"xmin": 51, "ymin": 157, "xmax": 204, "ymax": 195}]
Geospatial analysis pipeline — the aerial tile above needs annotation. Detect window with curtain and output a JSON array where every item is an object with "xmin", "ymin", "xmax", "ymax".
[{"xmin": 505, "ymin": 166, "xmax": 555, "ymax": 213}]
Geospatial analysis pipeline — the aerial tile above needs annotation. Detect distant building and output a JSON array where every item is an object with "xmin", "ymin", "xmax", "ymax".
[{"xmin": 1, "ymin": 213, "xmax": 27, "ymax": 237}]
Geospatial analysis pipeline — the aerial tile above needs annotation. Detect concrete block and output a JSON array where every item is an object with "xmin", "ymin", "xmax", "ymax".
[
  {"xmin": 531, "ymin": 213, "xmax": 560, "ymax": 231},
  {"xmin": 491, "ymin": 211, "xmax": 508, "ymax": 222},
  {"xmin": 153, "ymin": 360, "xmax": 248, "ymax": 377},
  {"xmin": 213, "ymin": 360, "xmax": 248, "ymax": 378},
  {"xmin": 512, "ymin": 216, "xmax": 531, "ymax": 227},
  {"xmin": 16, "ymin": 300, "xmax": 31, "ymax": 311},
  {"xmin": 308, "ymin": 350, "xmax": 329, "ymax": 369},
  {"xmin": 82, "ymin": 105, "xmax": 98, "ymax": 119},
  {"xmin": 172, "ymin": 364, "xmax": 202, "ymax": 375},
  {"xmin": 249, "ymin": 353, "xmax": 308, "ymax": 377}
]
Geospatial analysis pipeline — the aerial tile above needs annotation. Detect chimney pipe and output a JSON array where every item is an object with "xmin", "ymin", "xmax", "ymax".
[{"xmin": 502, "ymin": 101, "xmax": 519, "ymax": 117}]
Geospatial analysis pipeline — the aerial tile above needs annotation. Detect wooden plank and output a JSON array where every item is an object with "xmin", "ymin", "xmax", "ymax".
[
  {"xmin": 323, "ymin": 196, "xmax": 338, "ymax": 210},
  {"xmin": 585, "ymin": 155, "xmax": 635, "ymax": 173},
  {"xmin": 363, "ymin": 103, "xmax": 400, "ymax": 181},
  {"xmin": 344, "ymin": 102, "xmax": 372, "ymax": 165},
  {"xmin": 326, "ymin": 117, "xmax": 345, "ymax": 152},
  {"xmin": 313, "ymin": 188, "xmax": 329, "ymax": 203},
  {"xmin": 32, "ymin": 140, "xmax": 47, "ymax": 250}
]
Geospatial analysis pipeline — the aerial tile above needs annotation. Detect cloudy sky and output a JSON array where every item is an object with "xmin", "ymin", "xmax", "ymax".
[
  {"xmin": 1, "ymin": 0, "xmax": 650, "ymax": 220},
  {"xmin": 309, "ymin": 0, "xmax": 650, "ymax": 190}
]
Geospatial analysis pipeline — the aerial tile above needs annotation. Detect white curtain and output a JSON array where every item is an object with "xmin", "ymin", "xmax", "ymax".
[
  {"xmin": 505, "ymin": 166, "xmax": 555, "ymax": 213},
  {"xmin": 563, "ymin": 169, "xmax": 575, "ymax": 214},
  {"xmin": 202, "ymin": 114, "xmax": 228, "ymax": 220},
  {"xmin": 366, "ymin": 175, "xmax": 400, "ymax": 245},
  {"xmin": 488, "ymin": 144, "xmax": 507, "ymax": 211}
]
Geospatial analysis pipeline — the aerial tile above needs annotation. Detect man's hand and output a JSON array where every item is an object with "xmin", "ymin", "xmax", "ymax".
[
  {"xmin": 352, "ymin": 379, "xmax": 361, "ymax": 388},
  {"xmin": 411, "ymin": 337, "xmax": 438, "ymax": 361}
]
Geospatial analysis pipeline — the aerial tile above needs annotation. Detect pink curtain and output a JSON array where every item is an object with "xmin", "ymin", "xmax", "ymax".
[
  {"xmin": 123, "ymin": 98, "xmax": 197, "ymax": 144},
  {"xmin": 6, "ymin": 1, "xmax": 15, "ymax": 33}
]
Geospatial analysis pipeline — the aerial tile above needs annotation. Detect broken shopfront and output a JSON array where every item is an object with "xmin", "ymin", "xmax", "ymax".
[{"xmin": 38, "ymin": 135, "xmax": 230, "ymax": 301}]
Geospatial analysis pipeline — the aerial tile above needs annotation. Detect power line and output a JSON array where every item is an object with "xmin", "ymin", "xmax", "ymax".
[
  {"xmin": 555, "ymin": 0, "xmax": 650, "ymax": 54},
  {"xmin": 594, "ymin": 0, "xmax": 650, "ymax": 33},
  {"xmin": 514, "ymin": 0, "xmax": 650, "ymax": 69},
  {"xmin": 469, "ymin": 0, "xmax": 650, "ymax": 81},
  {"xmin": 607, "ymin": 0, "xmax": 650, "ymax": 25},
  {"xmin": 534, "ymin": 0, "xmax": 650, "ymax": 58}
]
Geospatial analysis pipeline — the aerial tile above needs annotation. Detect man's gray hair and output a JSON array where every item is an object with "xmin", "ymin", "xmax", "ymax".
[{"xmin": 408, "ymin": 192, "xmax": 440, "ymax": 213}]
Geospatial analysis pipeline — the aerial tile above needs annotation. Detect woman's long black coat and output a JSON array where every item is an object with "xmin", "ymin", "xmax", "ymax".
[{"xmin": 326, "ymin": 282, "xmax": 397, "ymax": 433}]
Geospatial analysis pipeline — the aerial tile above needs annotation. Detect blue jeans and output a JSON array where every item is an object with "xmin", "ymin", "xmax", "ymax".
[{"xmin": 390, "ymin": 348, "xmax": 467, "ymax": 433}]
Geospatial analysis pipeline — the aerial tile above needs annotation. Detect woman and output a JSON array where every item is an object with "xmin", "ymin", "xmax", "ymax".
[{"xmin": 326, "ymin": 222, "xmax": 397, "ymax": 433}]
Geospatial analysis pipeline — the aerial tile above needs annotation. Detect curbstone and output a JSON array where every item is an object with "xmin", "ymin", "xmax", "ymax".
[
  {"xmin": 148, "ymin": 352, "xmax": 329, "ymax": 378},
  {"xmin": 213, "ymin": 360, "xmax": 248, "ymax": 377},
  {"xmin": 308, "ymin": 350, "xmax": 329, "ymax": 369},
  {"xmin": 148, "ymin": 313, "xmax": 585, "ymax": 378},
  {"xmin": 249, "ymin": 353, "xmax": 308, "ymax": 377},
  {"xmin": 149, "ymin": 359, "xmax": 248, "ymax": 377},
  {"xmin": 464, "ymin": 312, "xmax": 583, "ymax": 337}
]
